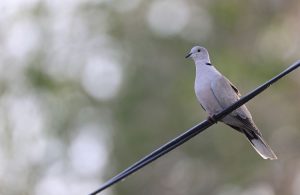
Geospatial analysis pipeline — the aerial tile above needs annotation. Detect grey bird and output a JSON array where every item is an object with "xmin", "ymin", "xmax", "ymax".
[{"xmin": 186, "ymin": 46, "xmax": 277, "ymax": 160}]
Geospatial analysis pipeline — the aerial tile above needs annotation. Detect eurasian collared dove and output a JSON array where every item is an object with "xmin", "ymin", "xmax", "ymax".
[{"xmin": 186, "ymin": 46, "xmax": 277, "ymax": 160}]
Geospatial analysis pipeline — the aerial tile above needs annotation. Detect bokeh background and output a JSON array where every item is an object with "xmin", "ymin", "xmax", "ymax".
[{"xmin": 0, "ymin": 0, "xmax": 300, "ymax": 195}]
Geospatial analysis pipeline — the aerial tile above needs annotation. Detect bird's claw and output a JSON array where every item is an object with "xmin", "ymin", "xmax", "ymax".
[{"xmin": 207, "ymin": 115, "xmax": 218, "ymax": 124}]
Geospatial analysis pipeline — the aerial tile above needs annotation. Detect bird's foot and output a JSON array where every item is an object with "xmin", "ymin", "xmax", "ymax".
[{"xmin": 207, "ymin": 115, "xmax": 218, "ymax": 124}]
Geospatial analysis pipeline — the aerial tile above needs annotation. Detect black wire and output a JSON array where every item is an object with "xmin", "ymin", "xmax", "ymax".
[
  {"xmin": 89, "ymin": 60, "xmax": 300, "ymax": 195},
  {"xmin": 89, "ymin": 120, "xmax": 213, "ymax": 195}
]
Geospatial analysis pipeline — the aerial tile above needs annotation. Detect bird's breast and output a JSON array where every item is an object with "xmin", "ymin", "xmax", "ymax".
[
  {"xmin": 194, "ymin": 67, "xmax": 223, "ymax": 115},
  {"xmin": 194, "ymin": 79, "xmax": 223, "ymax": 115}
]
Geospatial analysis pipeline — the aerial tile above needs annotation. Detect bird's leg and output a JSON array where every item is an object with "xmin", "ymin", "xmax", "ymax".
[{"xmin": 207, "ymin": 115, "xmax": 218, "ymax": 124}]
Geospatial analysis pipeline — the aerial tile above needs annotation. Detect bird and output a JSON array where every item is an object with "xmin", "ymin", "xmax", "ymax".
[{"xmin": 185, "ymin": 46, "xmax": 277, "ymax": 160}]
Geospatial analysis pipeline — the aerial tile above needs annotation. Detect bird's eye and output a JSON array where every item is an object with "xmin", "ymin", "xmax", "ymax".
[{"xmin": 197, "ymin": 49, "xmax": 201, "ymax": 52}]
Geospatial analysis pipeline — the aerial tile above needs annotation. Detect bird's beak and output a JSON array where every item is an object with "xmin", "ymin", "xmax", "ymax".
[{"xmin": 185, "ymin": 52, "xmax": 192, "ymax": 58}]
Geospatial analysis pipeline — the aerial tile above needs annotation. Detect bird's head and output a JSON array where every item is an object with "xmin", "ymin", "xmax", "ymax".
[{"xmin": 185, "ymin": 46, "xmax": 210, "ymax": 63}]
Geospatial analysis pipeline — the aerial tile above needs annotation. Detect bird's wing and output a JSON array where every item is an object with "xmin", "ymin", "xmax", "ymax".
[
  {"xmin": 225, "ymin": 77, "xmax": 241, "ymax": 97},
  {"xmin": 210, "ymin": 76, "xmax": 251, "ymax": 119},
  {"xmin": 211, "ymin": 76, "xmax": 263, "ymax": 136}
]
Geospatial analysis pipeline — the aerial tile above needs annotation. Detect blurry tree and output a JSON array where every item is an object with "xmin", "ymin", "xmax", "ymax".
[{"xmin": 0, "ymin": 0, "xmax": 299, "ymax": 195}]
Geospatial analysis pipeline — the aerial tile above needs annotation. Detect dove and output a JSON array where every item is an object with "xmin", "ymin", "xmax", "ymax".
[{"xmin": 186, "ymin": 46, "xmax": 277, "ymax": 160}]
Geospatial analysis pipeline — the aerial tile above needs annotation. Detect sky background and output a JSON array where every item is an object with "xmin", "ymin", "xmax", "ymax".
[{"xmin": 0, "ymin": 0, "xmax": 300, "ymax": 195}]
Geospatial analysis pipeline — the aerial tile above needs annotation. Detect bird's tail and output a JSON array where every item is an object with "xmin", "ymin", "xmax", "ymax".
[{"xmin": 243, "ymin": 130, "xmax": 277, "ymax": 160}]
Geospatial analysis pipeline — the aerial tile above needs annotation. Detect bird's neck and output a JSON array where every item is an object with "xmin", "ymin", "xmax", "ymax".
[{"xmin": 195, "ymin": 60, "xmax": 221, "ymax": 79}]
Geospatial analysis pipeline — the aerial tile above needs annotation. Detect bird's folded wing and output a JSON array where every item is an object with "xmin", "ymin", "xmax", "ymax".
[
  {"xmin": 225, "ymin": 77, "xmax": 241, "ymax": 97},
  {"xmin": 210, "ymin": 76, "xmax": 251, "ymax": 119}
]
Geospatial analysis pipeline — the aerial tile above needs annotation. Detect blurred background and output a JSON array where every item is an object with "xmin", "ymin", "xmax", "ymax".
[{"xmin": 0, "ymin": 0, "xmax": 300, "ymax": 195}]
